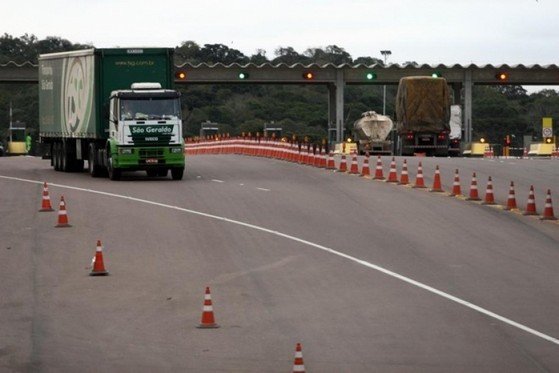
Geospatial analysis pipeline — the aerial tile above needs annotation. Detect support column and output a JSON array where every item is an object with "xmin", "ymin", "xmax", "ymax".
[
  {"xmin": 464, "ymin": 69, "xmax": 473, "ymax": 143},
  {"xmin": 335, "ymin": 69, "xmax": 345, "ymax": 143}
]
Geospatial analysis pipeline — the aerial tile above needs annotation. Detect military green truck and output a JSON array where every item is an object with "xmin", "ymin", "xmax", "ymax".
[{"xmin": 39, "ymin": 48, "xmax": 185, "ymax": 180}]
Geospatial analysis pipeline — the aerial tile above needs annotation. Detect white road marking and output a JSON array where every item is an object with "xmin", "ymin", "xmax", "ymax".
[
  {"xmin": 256, "ymin": 187, "xmax": 270, "ymax": 192},
  {"xmin": 2, "ymin": 174, "xmax": 558, "ymax": 345},
  {"xmin": 211, "ymin": 179, "xmax": 224, "ymax": 183}
]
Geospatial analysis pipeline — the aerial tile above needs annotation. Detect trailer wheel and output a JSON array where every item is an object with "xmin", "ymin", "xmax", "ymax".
[{"xmin": 53, "ymin": 142, "xmax": 61, "ymax": 171}]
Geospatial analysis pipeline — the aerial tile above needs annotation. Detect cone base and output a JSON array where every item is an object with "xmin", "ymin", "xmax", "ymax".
[
  {"xmin": 55, "ymin": 223, "xmax": 72, "ymax": 228},
  {"xmin": 197, "ymin": 323, "xmax": 220, "ymax": 329},
  {"xmin": 481, "ymin": 201, "xmax": 496, "ymax": 205},
  {"xmin": 523, "ymin": 211, "xmax": 538, "ymax": 216},
  {"xmin": 540, "ymin": 215, "xmax": 557, "ymax": 221},
  {"xmin": 89, "ymin": 270, "xmax": 109, "ymax": 276},
  {"xmin": 39, "ymin": 208, "xmax": 55, "ymax": 212},
  {"xmin": 466, "ymin": 197, "xmax": 481, "ymax": 201},
  {"xmin": 430, "ymin": 188, "xmax": 444, "ymax": 193}
]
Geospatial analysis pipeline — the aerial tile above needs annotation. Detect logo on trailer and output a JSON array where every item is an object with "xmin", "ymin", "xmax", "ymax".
[{"xmin": 61, "ymin": 56, "xmax": 93, "ymax": 134}]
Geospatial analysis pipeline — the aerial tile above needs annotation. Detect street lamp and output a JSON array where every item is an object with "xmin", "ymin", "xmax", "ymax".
[{"xmin": 380, "ymin": 50, "xmax": 392, "ymax": 115}]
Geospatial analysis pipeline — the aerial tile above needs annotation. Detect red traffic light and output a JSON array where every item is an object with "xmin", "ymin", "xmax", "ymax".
[
  {"xmin": 302, "ymin": 71, "xmax": 314, "ymax": 80},
  {"xmin": 495, "ymin": 72, "xmax": 508, "ymax": 81}
]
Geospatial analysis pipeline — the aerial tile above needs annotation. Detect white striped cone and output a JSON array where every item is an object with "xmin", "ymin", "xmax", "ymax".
[
  {"xmin": 292, "ymin": 343, "xmax": 305, "ymax": 373},
  {"xmin": 198, "ymin": 287, "xmax": 220, "ymax": 328}
]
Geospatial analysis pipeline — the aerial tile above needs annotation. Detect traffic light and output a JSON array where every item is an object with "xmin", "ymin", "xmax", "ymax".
[
  {"xmin": 302, "ymin": 71, "xmax": 314, "ymax": 80},
  {"xmin": 431, "ymin": 71, "xmax": 442, "ymax": 78},
  {"xmin": 495, "ymin": 72, "xmax": 508, "ymax": 81},
  {"xmin": 504, "ymin": 135, "xmax": 511, "ymax": 146},
  {"xmin": 365, "ymin": 72, "xmax": 377, "ymax": 80},
  {"xmin": 238, "ymin": 71, "xmax": 250, "ymax": 80},
  {"xmin": 544, "ymin": 137, "xmax": 553, "ymax": 144},
  {"xmin": 175, "ymin": 70, "xmax": 187, "ymax": 80}
]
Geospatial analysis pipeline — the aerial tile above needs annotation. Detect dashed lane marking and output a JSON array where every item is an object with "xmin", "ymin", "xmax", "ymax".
[{"xmin": 1, "ymin": 174, "xmax": 558, "ymax": 346}]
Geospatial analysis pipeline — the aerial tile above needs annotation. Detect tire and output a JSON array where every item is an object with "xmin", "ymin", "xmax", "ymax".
[
  {"xmin": 89, "ymin": 143, "xmax": 102, "ymax": 177},
  {"xmin": 171, "ymin": 167, "xmax": 184, "ymax": 180},
  {"xmin": 53, "ymin": 142, "xmax": 61, "ymax": 171},
  {"xmin": 106, "ymin": 147, "xmax": 121, "ymax": 181}
]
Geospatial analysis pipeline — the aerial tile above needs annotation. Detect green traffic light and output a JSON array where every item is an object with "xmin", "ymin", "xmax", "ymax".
[
  {"xmin": 366, "ymin": 72, "xmax": 377, "ymax": 80},
  {"xmin": 431, "ymin": 72, "xmax": 442, "ymax": 78},
  {"xmin": 238, "ymin": 72, "xmax": 249, "ymax": 80}
]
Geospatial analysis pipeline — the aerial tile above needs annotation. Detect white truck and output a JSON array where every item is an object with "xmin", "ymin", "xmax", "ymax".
[{"xmin": 353, "ymin": 111, "xmax": 394, "ymax": 155}]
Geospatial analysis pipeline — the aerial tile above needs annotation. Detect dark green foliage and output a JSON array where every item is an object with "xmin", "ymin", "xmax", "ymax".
[{"xmin": 0, "ymin": 33, "xmax": 558, "ymax": 146}]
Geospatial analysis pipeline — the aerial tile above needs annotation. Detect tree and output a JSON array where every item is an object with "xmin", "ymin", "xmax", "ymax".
[
  {"xmin": 272, "ymin": 47, "xmax": 308, "ymax": 65},
  {"xmin": 199, "ymin": 44, "xmax": 249, "ymax": 64},
  {"xmin": 175, "ymin": 40, "xmax": 201, "ymax": 65}
]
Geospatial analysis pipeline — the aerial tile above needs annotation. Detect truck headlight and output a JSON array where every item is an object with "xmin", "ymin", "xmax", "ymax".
[
  {"xmin": 119, "ymin": 148, "xmax": 134, "ymax": 154},
  {"xmin": 170, "ymin": 147, "xmax": 183, "ymax": 154}
]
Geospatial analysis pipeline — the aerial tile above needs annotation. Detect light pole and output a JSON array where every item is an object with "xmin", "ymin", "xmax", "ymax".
[{"xmin": 380, "ymin": 50, "xmax": 392, "ymax": 115}]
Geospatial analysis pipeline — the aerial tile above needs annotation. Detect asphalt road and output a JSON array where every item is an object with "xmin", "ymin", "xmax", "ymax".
[{"xmin": 1, "ymin": 155, "xmax": 559, "ymax": 372}]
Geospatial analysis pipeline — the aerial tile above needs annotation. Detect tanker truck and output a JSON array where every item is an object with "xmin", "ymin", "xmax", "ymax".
[
  {"xmin": 353, "ymin": 111, "xmax": 394, "ymax": 155},
  {"xmin": 395, "ymin": 76, "xmax": 451, "ymax": 156},
  {"xmin": 39, "ymin": 48, "xmax": 185, "ymax": 180}
]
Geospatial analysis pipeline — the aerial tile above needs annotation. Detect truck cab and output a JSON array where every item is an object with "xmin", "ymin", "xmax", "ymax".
[{"xmin": 104, "ymin": 83, "xmax": 185, "ymax": 180}]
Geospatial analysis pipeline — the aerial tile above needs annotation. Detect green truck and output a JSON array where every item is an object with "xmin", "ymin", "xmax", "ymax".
[{"xmin": 39, "ymin": 48, "xmax": 185, "ymax": 180}]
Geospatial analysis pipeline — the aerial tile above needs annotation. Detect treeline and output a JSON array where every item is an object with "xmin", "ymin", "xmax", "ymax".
[{"xmin": 1, "ymin": 34, "xmax": 558, "ymax": 145}]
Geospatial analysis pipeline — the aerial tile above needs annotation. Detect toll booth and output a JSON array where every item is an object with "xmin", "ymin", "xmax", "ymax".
[
  {"xmin": 7, "ymin": 120, "xmax": 27, "ymax": 155},
  {"xmin": 200, "ymin": 120, "xmax": 219, "ymax": 138}
]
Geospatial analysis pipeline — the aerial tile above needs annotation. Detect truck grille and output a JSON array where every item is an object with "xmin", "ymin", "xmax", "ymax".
[{"xmin": 139, "ymin": 148, "xmax": 164, "ymax": 158}]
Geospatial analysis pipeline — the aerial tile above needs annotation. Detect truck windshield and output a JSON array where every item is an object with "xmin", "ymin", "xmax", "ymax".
[{"xmin": 120, "ymin": 98, "xmax": 181, "ymax": 120}]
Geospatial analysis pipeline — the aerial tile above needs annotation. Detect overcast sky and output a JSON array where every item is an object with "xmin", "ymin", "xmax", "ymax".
[{"xmin": 4, "ymin": 0, "xmax": 557, "ymax": 66}]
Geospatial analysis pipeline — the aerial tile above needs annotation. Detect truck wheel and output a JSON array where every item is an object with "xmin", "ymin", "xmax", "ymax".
[
  {"xmin": 53, "ymin": 142, "xmax": 61, "ymax": 171},
  {"xmin": 88, "ymin": 144, "xmax": 102, "ymax": 177},
  {"xmin": 171, "ymin": 168, "xmax": 184, "ymax": 180},
  {"xmin": 106, "ymin": 150, "xmax": 121, "ymax": 181}
]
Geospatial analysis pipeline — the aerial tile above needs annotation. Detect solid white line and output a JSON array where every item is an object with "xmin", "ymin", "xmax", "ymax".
[
  {"xmin": 2, "ymin": 174, "xmax": 558, "ymax": 345},
  {"xmin": 211, "ymin": 179, "xmax": 224, "ymax": 183},
  {"xmin": 256, "ymin": 187, "xmax": 271, "ymax": 192}
]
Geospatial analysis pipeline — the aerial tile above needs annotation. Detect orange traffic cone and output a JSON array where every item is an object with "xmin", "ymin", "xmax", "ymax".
[
  {"xmin": 386, "ymin": 157, "xmax": 398, "ymax": 183},
  {"xmin": 481, "ymin": 176, "xmax": 496, "ymax": 205},
  {"xmin": 523, "ymin": 185, "xmax": 538, "ymax": 216},
  {"xmin": 90, "ymin": 240, "xmax": 109, "ymax": 276},
  {"xmin": 348, "ymin": 151, "xmax": 359, "ymax": 174},
  {"xmin": 540, "ymin": 189, "xmax": 556, "ymax": 220},
  {"xmin": 319, "ymin": 148, "xmax": 327, "ymax": 168},
  {"xmin": 360, "ymin": 154, "xmax": 371, "ymax": 177},
  {"xmin": 413, "ymin": 162, "xmax": 426, "ymax": 188},
  {"xmin": 398, "ymin": 159, "xmax": 409, "ymax": 185},
  {"xmin": 504, "ymin": 181, "xmax": 518, "ymax": 210},
  {"xmin": 39, "ymin": 182, "xmax": 55, "ymax": 212},
  {"xmin": 197, "ymin": 287, "xmax": 220, "ymax": 328},
  {"xmin": 449, "ymin": 169, "xmax": 462, "ymax": 197},
  {"xmin": 338, "ymin": 153, "xmax": 347, "ymax": 172},
  {"xmin": 55, "ymin": 196, "xmax": 72, "ymax": 227},
  {"xmin": 466, "ymin": 173, "xmax": 481, "ymax": 201},
  {"xmin": 372, "ymin": 156, "xmax": 385, "ymax": 180},
  {"xmin": 430, "ymin": 165, "xmax": 444, "ymax": 192},
  {"xmin": 292, "ymin": 343, "xmax": 305, "ymax": 373},
  {"xmin": 326, "ymin": 151, "xmax": 336, "ymax": 170}
]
